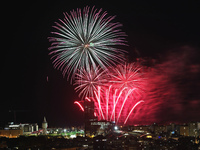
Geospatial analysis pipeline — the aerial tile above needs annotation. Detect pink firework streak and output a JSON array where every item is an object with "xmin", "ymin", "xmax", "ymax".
[
  {"xmin": 74, "ymin": 101, "xmax": 84, "ymax": 111},
  {"xmin": 74, "ymin": 63, "xmax": 145, "ymax": 125},
  {"xmin": 87, "ymin": 86, "xmax": 144, "ymax": 125}
]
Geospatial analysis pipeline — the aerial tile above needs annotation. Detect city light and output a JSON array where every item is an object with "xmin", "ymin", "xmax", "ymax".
[{"xmin": 114, "ymin": 126, "xmax": 118, "ymax": 130}]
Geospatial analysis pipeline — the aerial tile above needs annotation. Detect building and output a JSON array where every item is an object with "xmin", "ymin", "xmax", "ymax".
[
  {"xmin": 188, "ymin": 122, "xmax": 200, "ymax": 137},
  {"xmin": 125, "ymin": 125, "xmax": 150, "ymax": 133},
  {"xmin": 166, "ymin": 123, "xmax": 180, "ymax": 136},
  {"xmin": 0, "ymin": 129, "xmax": 23, "ymax": 138},
  {"xmin": 0, "ymin": 122, "xmax": 38, "ymax": 137},
  {"xmin": 198, "ymin": 122, "xmax": 200, "ymax": 137},
  {"xmin": 133, "ymin": 125, "xmax": 150, "ymax": 133},
  {"xmin": 23, "ymin": 123, "xmax": 38, "ymax": 135},
  {"xmin": 84, "ymin": 100, "xmax": 96, "ymax": 136},
  {"xmin": 42, "ymin": 117, "xmax": 48, "ymax": 135},
  {"xmin": 84, "ymin": 100, "xmax": 116, "ymax": 136},
  {"xmin": 91, "ymin": 120, "xmax": 114, "ymax": 135},
  {"xmin": 7, "ymin": 122, "xmax": 38, "ymax": 135},
  {"xmin": 180, "ymin": 125, "xmax": 189, "ymax": 136}
]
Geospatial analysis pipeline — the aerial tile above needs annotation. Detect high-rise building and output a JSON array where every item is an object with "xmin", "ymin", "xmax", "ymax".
[
  {"xmin": 189, "ymin": 122, "xmax": 199, "ymax": 137},
  {"xmin": 84, "ymin": 100, "xmax": 115, "ymax": 136},
  {"xmin": 84, "ymin": 100, "xmax": 95, "ymax": 121},
  {"xmin": 180, "ymin": 125, "xmax": 189, "ymax": 136},
  {"xmin": 84, "ymin": 100, "xmax": 97, "ymax": 136}
]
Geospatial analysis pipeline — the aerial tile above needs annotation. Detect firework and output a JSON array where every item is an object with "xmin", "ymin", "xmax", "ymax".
[
  {"xmin": 74, "ymin": 66, "xmax": 108, "ymax": 99},
  {"xmin": 109, "ymin": 63, "xmax": 145, "ymax": 100},
  {"xmin": 75, "ymin": 63, "xmax": 145, "ymax": 125},
  {"xmin": 48, "ymin": 6, "xmax": 150, "ymax": 125},
  {"xmin": 74, "ymin": 63, "xmax": 144, "ymax": 99},
  {"xmin": 86, "ymin": 86, "xmax": 144, "ymax": 125},
  {"xmin": 49, "ymin": 6, "xmax": 127, "ymax": 80},
  {"xmin": 109, "ymin": 63, "xmax": 144, "ymax": 89},
  {"xmin": 74, "ymin": 101, "xmax": 84, "ymax": 111}
]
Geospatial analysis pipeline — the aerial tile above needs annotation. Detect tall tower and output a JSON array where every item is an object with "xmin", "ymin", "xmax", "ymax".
[
  {"xmin": 42, "ymin": 117, "xmax": 48, "ymax": 135},
  {"xmin": 84, "ymin": 100, "xmax": 97, "ymax": 136}
]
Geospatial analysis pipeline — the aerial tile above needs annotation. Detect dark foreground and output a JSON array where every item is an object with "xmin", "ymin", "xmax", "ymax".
[{"xmin": 0, "ymin": 135, "xmax": 200, "ymax": 150}]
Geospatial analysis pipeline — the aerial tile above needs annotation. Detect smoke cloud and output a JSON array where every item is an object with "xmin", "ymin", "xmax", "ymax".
[{"xmin": 129, "ymin": 46, "xmax": 200, "ymax": 125}]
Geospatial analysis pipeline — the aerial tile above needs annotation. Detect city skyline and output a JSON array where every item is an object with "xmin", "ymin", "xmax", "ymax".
[{"xmin": 1, "ymin": 0, "xmax": 200, "ymax": 127}]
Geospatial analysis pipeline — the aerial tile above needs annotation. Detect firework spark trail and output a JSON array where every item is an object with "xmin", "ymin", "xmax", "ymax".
[
  {"xmin": 106, "ymin": 85, "xmax": 112, "ymax": 120},
  {"xmin": 94, "ymin": 86, "xmax": 105, "ymax": 120},
  {"xmin": 74, "ymin": 66, "xmax": 107, "ymax": 98},
  {"xmin": 116, "ymin": 88, "xmax": 135, "ymax": 123},
  {"xmin": 110, "ymin": 87, "xmax": 127, "ymax": 121},
  {"xmin": 49, "ymin": 6, "xmax": 127, "ymax": 80},
  {"xmin": 123, "ymin": 100, "xmax": 144, "ymax": 125},
  {"xmin": 73, "ymin": 63, "xmax": 145, "ymax": 125},
  {"xmin": 75, "ymin": 84, "xmax": 144, "ymax": 125},
  {"xmin": 74, "ymin": 101, "xmax": 84, "ymax": 111},
  {"xmin": 89, "ymin": 85, "xmax": 144, "ymax": 124},
  {"xmin": 110, "ymin": 89, "xmax": 118, "ymax": 122},
  {"xmin": 85, "ymin": 97, "xmax": 91, "ymax": 102}
]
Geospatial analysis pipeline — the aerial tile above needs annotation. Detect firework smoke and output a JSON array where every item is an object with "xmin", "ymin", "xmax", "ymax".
[
  {"xmin": 131, "ymin": 46, "xmax": 200, "ymax": 124},
  {"xmin": 48, "ymin": 6, "xmax": 200, "ymax": 125}
]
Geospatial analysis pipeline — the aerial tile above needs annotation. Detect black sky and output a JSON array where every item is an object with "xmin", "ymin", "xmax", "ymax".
[{"xmin": 1, "ymin": 0, "xmax": 200, "ymax": 127}]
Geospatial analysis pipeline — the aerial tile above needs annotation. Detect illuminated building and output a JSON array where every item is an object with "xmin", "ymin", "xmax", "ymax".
[
  {"xmin": 132, "ymin": 125, "xmax": 150, "ymax": 132},
  {"xmin": 180, "ymin": 125, "xmax": 189, "ymax": 136},
  {"xmin": 84, "ymin": 100, "xmax": 115, "ymax": 136},
  {"xmin": 42, "ymin": 117, "xmax": 48, "ymax": 135},
  {"xmin": 188, "ymin": 122, "xmax": 200, "ymax": 137},
  {"xmin": 0, "ymin": 122, "xmax": 38, "ymax": 137},
  {"xmin": 90, "ymin": 120, "xmax": 114, "ymax": 135},
  {"xmin": 0, "ymin": 129, "xmax": 23, "ymax": 138}
]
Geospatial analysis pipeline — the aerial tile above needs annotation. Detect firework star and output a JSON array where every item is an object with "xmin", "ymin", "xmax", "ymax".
[{"xmin": 48, "ymin": 6, "xmax": 127, "ymax": 80}]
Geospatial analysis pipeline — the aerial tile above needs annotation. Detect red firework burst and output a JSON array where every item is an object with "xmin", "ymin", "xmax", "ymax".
[
  {"xmin": 109, "ymin": 63, "xmax": 143, "ymax": 90},
  {"xmin": 74, "ymin": 63, "xmax": 145, "ymax": 125}
]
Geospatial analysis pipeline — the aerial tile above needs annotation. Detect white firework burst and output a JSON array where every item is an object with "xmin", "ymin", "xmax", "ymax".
[
  {"xmin": 48, "ymin": 6, "xmax": 127, "ymax": 80},
  {"xmin": 74, "ymin": 66, "xmax": 108, "ymax": 99}
]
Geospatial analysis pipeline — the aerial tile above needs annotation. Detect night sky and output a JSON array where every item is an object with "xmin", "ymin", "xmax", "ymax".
[{"xmin": 2, "ymin": 0, "xmax": 200, "ymax": 127}]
